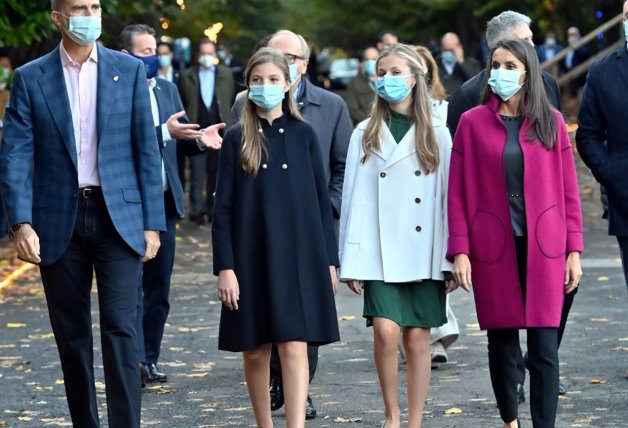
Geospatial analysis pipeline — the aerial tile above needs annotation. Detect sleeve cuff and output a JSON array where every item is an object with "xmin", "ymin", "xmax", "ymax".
[{"xmin": 161, "ymin": 123, "xmax": 173, "ymax": 144}]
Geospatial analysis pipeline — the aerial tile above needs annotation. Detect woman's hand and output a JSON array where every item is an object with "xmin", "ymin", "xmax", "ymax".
[
  {"xmin": 217, "ymin": 269, "xmax": 240, "ymax": 310},
  {"xmin": 344, "ymin": 279, "xmax": 362, "ymax": 295},
  {"xmin": 564, "ymin": 252, "xmax": 582, "ymax": 294},
  {"xmin": 452, "ymin": 254, "xmax": 472, "ymax": 292},
  {"xmin": 330, "ymin": 266, "xmax": 338, "ymax": 295}
]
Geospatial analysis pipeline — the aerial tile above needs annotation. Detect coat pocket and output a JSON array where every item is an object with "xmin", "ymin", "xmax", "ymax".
[
  {"xmin": 470, "ymin": 210, "xmax": 506, "ymax": 263},
  {"xmin": 347, "ymin": 203, "xmax": 366, "ymax": 244},
  {"xmin": 122, "ymin": 187, "xmax": 141, "ymax": 203},
  {"xmin": 535, "ymin": 205, "xmax": 566, "ymax": 258}
]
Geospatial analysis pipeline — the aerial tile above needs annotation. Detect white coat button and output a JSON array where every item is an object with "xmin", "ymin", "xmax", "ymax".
[{"xmin": 282, "ymin": 164, "xmax": 288, "ymax": 170}]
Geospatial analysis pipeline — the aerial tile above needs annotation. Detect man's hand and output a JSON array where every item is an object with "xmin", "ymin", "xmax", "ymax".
[
  {"xmin": 140, "ymin": 230, "xmax": 161, "ymax": 263},
  {"xmin": 166, "ymin": 111, "xmax": 203, "ymax": 140},
  {"xmin": 454, "ymin": 45, "xmax": 465, "ymax": 63},
  {"xmin": 198, "ymin": 123, "xmax": 227, "ymax": 150},
  {"xmin": 12, "ymin": 224, "xmax": 41, "ymax": 264}
]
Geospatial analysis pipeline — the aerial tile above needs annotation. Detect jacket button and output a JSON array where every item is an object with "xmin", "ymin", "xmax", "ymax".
[
  {"xmin": 282, "ymin": 163, "xmax": 288, "ymax": 170},
  {"xmin": 380, "ymin": 172, "xmax": 386, "ymax": 178},
  {"xmin": 415, "ymin": 170, "xmax": 422, "ymax": 176},
  {"xmin": 415, "ymin": 226, "xmax": 422, "ymax": 232},
  {"xmin": 262, "ymin": 163, "xmax": 268, "ymax": 169},
  {"xmin": 279, "ymin": 128, "xmax": 284, "ymax": 133},
  {"xmin": 415, "ymin": 197, "xmax": 421, "ymax": 203}
]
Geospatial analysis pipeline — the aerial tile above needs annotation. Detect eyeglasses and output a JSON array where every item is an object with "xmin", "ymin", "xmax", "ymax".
[{"xmin": 284, "ymin": 53, "xmax": 305, "ymax": 64}]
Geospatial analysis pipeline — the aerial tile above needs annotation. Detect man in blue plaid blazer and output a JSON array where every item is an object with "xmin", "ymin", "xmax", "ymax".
[{"xmin": 0, "ymin": 1, "xmax": 165, "ymax": 427}]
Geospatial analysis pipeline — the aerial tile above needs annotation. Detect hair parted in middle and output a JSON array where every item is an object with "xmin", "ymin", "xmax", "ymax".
[
  {"xmin": 361, "ymin": 43, "xmax": 439, "ymax": 174},
  {"xmin": 480, "ymin": 38, "xmax": 558, "ymax": 148},
  {"xmin": 239, "ymin": 47, "xmax": 303, "ymax": 176}
]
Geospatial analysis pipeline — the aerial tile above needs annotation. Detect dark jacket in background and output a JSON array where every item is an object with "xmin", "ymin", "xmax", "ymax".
[
  {"xmin": 437, "ymin": 56, "xmax": 482, "ymax": 100},
  {"xmin": 343, "ymin": 72, "xmax": 375, "ymax": 125},
  {"xmin": 577, "ymin": 45, "xmax": 628, "ymax": 236},
  {"xmin": 177, "ymin": 64, "xmax": 235, "ymax": 127}
]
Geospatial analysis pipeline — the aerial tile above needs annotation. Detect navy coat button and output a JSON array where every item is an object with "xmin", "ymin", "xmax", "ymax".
[
  {"xmin": 282, "ymin": 164, "xmax": 288, "ymax": 170},
  {"xmin": 262, "ymin": 163, "xmax": 268, "ymax": 169}
]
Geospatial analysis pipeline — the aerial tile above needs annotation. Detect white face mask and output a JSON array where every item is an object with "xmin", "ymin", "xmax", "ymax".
[{"xmin": 199, "ymin": 54, "xmax": 215, "ymax": 68}]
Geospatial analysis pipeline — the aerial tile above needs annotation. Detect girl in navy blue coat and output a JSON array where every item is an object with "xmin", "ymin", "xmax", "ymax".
[{"xmin": 212, "ymin": 47, "xmax": 340, "ymax": 428}]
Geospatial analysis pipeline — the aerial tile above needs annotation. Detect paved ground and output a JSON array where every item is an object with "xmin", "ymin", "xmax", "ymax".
[{"xmin": 0, "ymin": 155, "xmax": 627, "ymax": 428}]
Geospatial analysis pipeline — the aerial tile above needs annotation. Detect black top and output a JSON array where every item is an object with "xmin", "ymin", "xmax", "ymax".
[{"xmin": 501, "ymin": 115, "xmax": 526, "ymax": 236}]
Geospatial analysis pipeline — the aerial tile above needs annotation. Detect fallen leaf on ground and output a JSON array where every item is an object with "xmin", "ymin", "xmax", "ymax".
[
  {"xmin": 609, "ymin": 346, "xmax": 628, "ymax": 351},
  {"xmin": 333, "ymin": 417, "xmax": 362, "ymax": 423},
  {"xmin": 597, "ymin": 276, "xmax": 609, "ymax": 281},
  {"xmin": 339, "ymin": 315, "xmax": 356, "ymax": 321},
  {"xmin": 6, "ymin": 322, "xmax": 26, "ymax": 328},
  {"xmin": 589, "ymin": 379, "xmax": 606, "ymax": 384},
  {"xmin": 445, "ymin": 407, "xmax": 463, "ymax": 415}
]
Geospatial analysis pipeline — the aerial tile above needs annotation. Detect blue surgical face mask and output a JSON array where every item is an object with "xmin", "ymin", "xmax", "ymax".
[
  {"xmin": 289, "ymin": 63, "xmax": 300, "ymax": 86},
  {"xmin": 363, "ymin": 59, "xmax": 376, "ymax": 77},
  {"xmin": 158, "ymin": 54, "xmax": 171, "ymax": 69},
  {"xmin": 488, "ymin": 68, "xmax": 526, "ymax": 101},
  {"xmin": 248, "ymin": 84, "xmax": 286, "ymax": 110},
  {"xmin": 59, "ymin": 13, "xmax": 102, "ymax": 46},
  {"xmin": 375, "ymin": 75, "xmax": 413, "ymax": 103},
  {"xmin": 441, "ymin": 50, "xmax": 456, "ymax": 65},
  {"xmin": 130, "ymin": 54, "xmax": 159, "ymax": 80}
]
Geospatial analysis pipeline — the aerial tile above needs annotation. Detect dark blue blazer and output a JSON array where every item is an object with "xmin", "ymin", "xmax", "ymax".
[
  {"xmin": 577, "ymin": 44, "xmax": 628, "ymax": 235},
  {"xmin": 0, "ymin": 45, "xmax": 166, "ymax": 265},
  {"xmin": 152, "ymin": 77, "xmax": 203, "ymax": 217}
]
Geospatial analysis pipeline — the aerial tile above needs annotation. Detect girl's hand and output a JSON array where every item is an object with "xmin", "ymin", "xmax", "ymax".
[
  {"xmin": 345, "ymin": 279, "xmax": 362, "ymax": 295},
  {"xmin": 217, "ymin": 269, "xmax": 240, "ymax": 310},
  {"xmin": 330, "ymin": 266, "xmax": 338, "ymax": 295},
  {"xmin": 564, "ymin": 252, "xmax": 582, "ymax": 294},
  {"xmin": 452, "ymin": 254, "xmax": 472, "ymax": 292}
]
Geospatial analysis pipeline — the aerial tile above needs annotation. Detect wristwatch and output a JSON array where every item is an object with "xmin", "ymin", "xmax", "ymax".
[{"xmin": 9, "ymin": 222, "xmax": 30, "ymax": 239}]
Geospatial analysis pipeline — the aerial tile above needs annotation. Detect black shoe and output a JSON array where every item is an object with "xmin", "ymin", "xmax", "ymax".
[
  {"xmin": 305, "ymin": 395, "xmax": 317, "ymax": 420},
  {"xmin": 140, "ymin": 363, "xmax": 149, "ymax": 388},
  {"xmin": 558, "ymin": 380, "xmax": 567, "ymax": 395},
  {"xmin": 517, "ymin": 383, "xmax": 525, "ymax": 404},
  {"xmin": 146, "ymin": 363, "xmax": 168, "ymax": 383},
  {"xmin": 270, "ymin": 378, "xmax": 284, "ymax": 411}
]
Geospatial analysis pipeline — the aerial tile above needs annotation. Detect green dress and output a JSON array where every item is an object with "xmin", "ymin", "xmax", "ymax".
[{"xmin": 363, "ymin": 110, "xmax": 447, "ymax": 328}]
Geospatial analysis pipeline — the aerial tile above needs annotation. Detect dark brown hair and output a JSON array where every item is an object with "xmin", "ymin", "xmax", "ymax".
[{"xmin": 481, "ymin": 38, "xmax": 557, "ymax": 148}]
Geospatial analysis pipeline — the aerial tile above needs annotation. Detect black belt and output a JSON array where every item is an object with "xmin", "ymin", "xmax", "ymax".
[{"xmin": 79, "ymin": 186, "xmax": 103, "ymax": 199}]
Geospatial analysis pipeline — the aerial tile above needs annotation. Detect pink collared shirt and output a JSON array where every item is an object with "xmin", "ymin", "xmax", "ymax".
[{"xmin": 60, "ymin": 42, "xmax": 100, "ymax": 187}]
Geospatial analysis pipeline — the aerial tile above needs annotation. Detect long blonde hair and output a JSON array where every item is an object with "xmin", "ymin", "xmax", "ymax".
[
  {"xmin": 240, "ymin": 47, "xmax": 303, "ymax": 176},
  {"xmin": 362, "ymin": 44, "xmax": 439, "ymax": 173}
]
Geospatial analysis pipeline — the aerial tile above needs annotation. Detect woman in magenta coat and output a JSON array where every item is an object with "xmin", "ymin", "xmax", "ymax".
[{"xmin": 447, "ymin": 38, "xmax": 583, "ymax": 428}]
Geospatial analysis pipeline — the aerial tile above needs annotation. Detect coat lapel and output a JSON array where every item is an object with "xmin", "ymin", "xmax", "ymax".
[
  {"xmin": 382, "ymin": 123, "xmax": 416, "ymax": 169},
  {"xmin": 37, "ymin": 47, "xmax": 77, "ymax": 168},
  {"xmin": 96, "ymin": 46, "xmax": 120, "ymax": 141}
]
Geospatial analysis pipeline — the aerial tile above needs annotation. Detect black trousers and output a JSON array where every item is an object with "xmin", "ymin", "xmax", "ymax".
[
  {"xmin": 618, "ymin": 236, "xmax": 628, "ymax": 291},
  {"xmin": 189, "ymin": 149, "xmax": 219, "ymax": 218},
  {"xmin": 136, "ymin": 191, "xmax": 177, "ymax": 364},
  {"xmin": 488, "ymin": 237, "xmax": 559, "ymax": 427},
  {"xmin": 270, "ymin": 344, "xmax": 319, "ymax": 386},
  {"xmin": 39, "ymin": 191, "xmax": 142, "ymax": 428}
]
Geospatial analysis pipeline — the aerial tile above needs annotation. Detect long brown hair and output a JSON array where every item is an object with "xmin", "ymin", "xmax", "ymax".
[
  {"xmin": 362, "ymin": 44, "xmax": 439, "ymax": 173},
  {"xmin": 240, "ymin": 47, "xmax": 303, "ymax": 175},
  {"xmin": 480, "ymin": 38, "xmax": 558, "ymax": 148},
  {"xmin": 414, "ymin": 45, "xmax": 447, "ymax": 101}
]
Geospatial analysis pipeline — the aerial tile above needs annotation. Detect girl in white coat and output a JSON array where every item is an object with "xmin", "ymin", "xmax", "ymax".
[{"xmin": 339, "ymin": 44, "xmax": 455, "ymax": 428}]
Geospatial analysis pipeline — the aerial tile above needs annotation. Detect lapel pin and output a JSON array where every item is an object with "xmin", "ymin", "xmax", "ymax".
[{"xmin": 113, "ymin": 75, "xmax": 119, "ymax": 81}]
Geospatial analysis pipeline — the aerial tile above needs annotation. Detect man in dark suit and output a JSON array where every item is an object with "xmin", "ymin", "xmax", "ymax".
[
  {"xmin": 447, "ymin": 10, "xmax": 574, "ymax": 398},
  {"xmin": 561, "ymin": 27, "xmax": 590, "ymax": 96},
  {"xmin": 178, "ymin": 39, "xmax": 234, "ymax": 225},
  {"xmin": 156, "ymin": 42, "xmax": 180, "ymax": 85},
  {"xmin": 577, "ymin": 1, "xmax": 628, "ymax": 296},
  {"xmin": 343, "ymin": 46, "xmax": 378, "ymax": 125},
  {"xmin": 0, "ymin": 1, "xmax": 165, "ymax": 427},
  {"xmin": 217, "ymin": 42, "xmax": 245, "ymax": 94},
  {"xmin": 232, "ymin": 29, "xmax": 352, "ymax": 420},
  {"xmin": 118, "ymin": 24, "xmax": 225, "ymax": 386}
]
